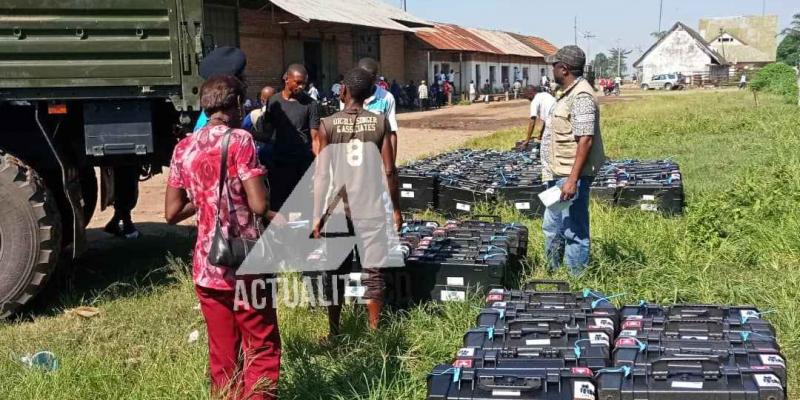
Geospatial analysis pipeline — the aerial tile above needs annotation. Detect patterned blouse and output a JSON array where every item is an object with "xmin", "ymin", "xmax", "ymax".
[{"xmin": 168, "ymin": 125, "xmax": 266, "ymax": 290}]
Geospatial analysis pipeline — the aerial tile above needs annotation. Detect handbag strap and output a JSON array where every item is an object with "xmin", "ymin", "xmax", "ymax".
[
  {"xmin": 215, "ymin": 128, "xmax": 234, "ymax": 223},
  {"xmin": 215, "ymin": 128, "xmax": 263, "ymax": 236}
]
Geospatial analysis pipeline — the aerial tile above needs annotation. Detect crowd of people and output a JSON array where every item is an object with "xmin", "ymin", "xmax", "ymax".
[
  {"xmin": 109, "ymin": 43, "xmax": 604, "ymax": 400},
  {"xmin": 162, "ymin": 47, "xmax": 404, "ymax": 400}
]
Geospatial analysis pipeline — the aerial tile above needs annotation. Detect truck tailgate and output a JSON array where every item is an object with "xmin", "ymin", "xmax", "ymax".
[{"xmin": 0, "ymin": 0, "xmax": 183, "ymax": 90}]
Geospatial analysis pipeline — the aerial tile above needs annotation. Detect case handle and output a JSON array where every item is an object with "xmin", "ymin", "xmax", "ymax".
[
  {"xmin": 651, "ymin": 356, "xmax": 722, "ymax": 380},
  {"xmin": 477, "ymin": 375, "xmax": 543, "ymax": 391},
  {"xmin": 523, "ymin": 280, "xmax": 571, "ymax": 292}
]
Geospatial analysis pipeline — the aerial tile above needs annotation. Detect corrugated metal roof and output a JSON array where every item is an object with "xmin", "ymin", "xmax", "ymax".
[
  {"xmin": 508, "ymin": 33, "xmax": 559, "ymax": 56},
  {"xmin": 414, "ymin": 23, "xmax": 504, "ymax": 54},
  {"xmin": 467, "ymin": 28, "xmax": 543, "ymax": 57},
  {"xmin": 268, "ymin": 0, "xmax": 431, "ymax": 31}
]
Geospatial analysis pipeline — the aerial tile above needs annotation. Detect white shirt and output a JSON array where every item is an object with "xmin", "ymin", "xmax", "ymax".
[
  {"xmin": 513, "ymin": 81, "xmax": 522, "ymax": 90},
  {"xmin": 447, "ymin": 72, "xmax": 455, "ymax": 82},
  {"xmin": 530, "ymin": 92, "xmax": 556, "ymax": 120},
  {"xmin": 541, "ymin": 76, "xmax": 548, "ymax": 86},
  {"xmin": 331, "ymin": 83, "xmax": 342, "ymax": 96},
  {"xmin": 614, "ymin": 77, "xmax": 622, "ymax": 84},
  {"xmin": 469, "ymin": 83, "xmax": 476, "ymax": 94},
  {"xmin": 364, "ymin": 85, "xmax": 398, "ymax": 132},
  {"xmin": 418, "ymin": 84, "xmax": 429, "ymax": 99},
  {"xmin": 740, "ymin": 75, "xmax": 747, "ymax": 83},
  {"xmin": 308, "ymin": 87, "xmax": 319, "ymax": 101}
]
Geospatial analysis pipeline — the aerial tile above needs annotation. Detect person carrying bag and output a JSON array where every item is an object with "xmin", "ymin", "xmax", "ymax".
[{"xmin": 165, "ymin": 75, "xmax": 283, "ymax": 400}]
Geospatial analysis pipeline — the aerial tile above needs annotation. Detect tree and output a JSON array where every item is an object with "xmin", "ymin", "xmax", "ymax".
[
  {"xmin": 608, "ymin": 48, "xmax": 634, "ymax": 77},
  {"xmin": 592, "ymin": 53, "xmax": 612, "ymax": 78},
  {"xmin": 777, "ymin": 13, "xmax": 800, "ymax": 66},
  {"xmin": 777, "ymin": 12, "xmax": 800, "ymax": 105},
  {"xmin": 777, "ymin": 34, "xmax": 800, "ymax": 66},
  {"xmin": 779, "ymin": 12, "xmax": 800, "ymax": 36}
]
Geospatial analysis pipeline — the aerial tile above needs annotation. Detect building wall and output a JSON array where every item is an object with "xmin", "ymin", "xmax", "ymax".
[
  {"xmin": 239, "ymin": 11, "xmax": 285, "ymax": 98},
  {"xmin": 639, "ymin": 27, "xmax": 716, "ymax": 82},
  {"xmin": 699, "ymin": 16, "xmax": 778, "ymax": 62},
  {"xmin": 238, "ymin": 10, "xmax": 364, "ymax": 98},
  {"xmin": 380, "ymin": 32, "xmax": 405, "ymax": 83}
]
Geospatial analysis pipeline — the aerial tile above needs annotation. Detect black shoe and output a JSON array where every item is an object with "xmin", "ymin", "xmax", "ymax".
[
  {"xmin": 121, "ymin": 222, "xmax": 140, "ymax": 240},
  {"xmin": 104, "ymin": 220, "xmax": 122, "ymax": 236}
]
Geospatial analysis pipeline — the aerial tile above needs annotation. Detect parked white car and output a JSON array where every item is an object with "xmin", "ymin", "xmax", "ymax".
[{"xmin": 641, "ymin": 73, "xmax": 684, "ymax": 90}]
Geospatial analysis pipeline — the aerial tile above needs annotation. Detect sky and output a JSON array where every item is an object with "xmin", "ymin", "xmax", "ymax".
[{"xmin": 385, "ymin": 0, "xmax": 797, "ymax": 64}]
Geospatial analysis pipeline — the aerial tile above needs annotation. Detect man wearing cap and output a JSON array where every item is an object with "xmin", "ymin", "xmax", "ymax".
[{"xmin": 540, "ymin": 45, "xmax": 605, "ymax": 274}]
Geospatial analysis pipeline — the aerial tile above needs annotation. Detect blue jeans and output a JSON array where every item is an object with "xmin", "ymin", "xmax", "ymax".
[{"xmin": 542, "ymin": 176, "xmax": 594, "ymax": 274}]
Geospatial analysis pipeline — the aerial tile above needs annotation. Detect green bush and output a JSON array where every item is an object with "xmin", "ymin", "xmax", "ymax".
[{"xmin": 751, "ymin": 62, "xmax": 799, "ymax": 103}]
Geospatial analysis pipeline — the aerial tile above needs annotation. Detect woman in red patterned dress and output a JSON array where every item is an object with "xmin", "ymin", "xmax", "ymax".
[{"xmin": 165, "ymin": 75, "xmax": 281, "ymax": 400}]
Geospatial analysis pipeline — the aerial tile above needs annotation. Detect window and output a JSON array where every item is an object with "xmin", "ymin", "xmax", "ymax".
[
  {"xmin": 501, "ymin": 66, "xmax": 509, "ymax": 82},
  {"xmin": 489, "ymin": 66, "xmax": 496, "ymax": 85},
  {"xmin": 475, "ymin": 65, "xmax": 482, "ymax": 86},
  {"xmin": 718, "ymin": 37, "xmax": 733, "ymax": 43},
  {"xmin": 523, "ymin": 67, "xmax": 529, "ymax": 80},
  {"xmin": 354, "ymin": 31, "xmax": 380, "ymax": 62}
]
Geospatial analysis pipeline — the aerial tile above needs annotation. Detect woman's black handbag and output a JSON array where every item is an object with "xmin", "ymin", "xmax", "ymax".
[{"xmin": 207, "ymin": 129, "xmax": 271, "ymax": 269}]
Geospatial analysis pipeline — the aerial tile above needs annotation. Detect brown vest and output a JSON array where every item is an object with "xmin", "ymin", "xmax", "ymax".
[{"xmin": 549, "ymin": 78, "xmax": 606, "ymax": 177}]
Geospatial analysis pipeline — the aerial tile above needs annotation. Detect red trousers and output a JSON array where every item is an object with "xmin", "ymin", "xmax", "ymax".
[{"xmin": 195, "ymin": 284, "xmax": 281, "ymax": 400}]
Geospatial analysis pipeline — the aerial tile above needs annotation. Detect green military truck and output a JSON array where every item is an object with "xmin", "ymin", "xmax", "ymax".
[{"xmin": 0, "ymin": 0, "xmax": 213, "ymax": 317}]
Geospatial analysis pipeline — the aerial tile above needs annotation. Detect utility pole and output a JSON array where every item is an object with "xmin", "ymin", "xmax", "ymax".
[
  {"xmin": 401, "ymin": 0, "xmax": 407, "ymax": 11},
  {"xmin": 582, "ymin": 31, "xmax": 597, "ymax": 63},
  {"xmin": 616, "ymin": 39, "xmax": 622, "ymax": 78},
  {"xmin": 574, "ymin": 16, "xmax": 578, "ymax": 46},
  {"xmin": 658, "ymin": 0, "xmax": 664, "ymax": 33}
]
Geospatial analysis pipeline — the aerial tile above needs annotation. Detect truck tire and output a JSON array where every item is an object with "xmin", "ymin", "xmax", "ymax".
[{"xmin": 0, "ymin": 151, "xmax": 61, "ymax": 318}]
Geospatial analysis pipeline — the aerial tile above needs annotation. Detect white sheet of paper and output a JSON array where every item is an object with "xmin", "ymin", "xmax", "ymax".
[{"xmin": 538, "ymin": 185, "xmax": 574, "ymax": 211}]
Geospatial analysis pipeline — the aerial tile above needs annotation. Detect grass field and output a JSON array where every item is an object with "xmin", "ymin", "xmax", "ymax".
[{"xmin": 1, "ymin": 90, "xmax": 799, "ymax": 399}]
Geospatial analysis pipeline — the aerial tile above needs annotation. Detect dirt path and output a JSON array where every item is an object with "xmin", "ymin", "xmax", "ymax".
[{"xmin": 87, "ymin": 94, "xmax": 638, "ymax": 233}]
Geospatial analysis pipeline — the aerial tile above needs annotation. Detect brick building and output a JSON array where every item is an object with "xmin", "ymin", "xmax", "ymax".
[{"xmin": 204, "ymin": 0, "xmax": 430, "ymax": 99}]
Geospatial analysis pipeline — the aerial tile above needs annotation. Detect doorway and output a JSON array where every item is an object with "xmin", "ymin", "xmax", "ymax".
[{"xmin": 303, "ymin": 41, "xmax": 322, "ymax": 87}]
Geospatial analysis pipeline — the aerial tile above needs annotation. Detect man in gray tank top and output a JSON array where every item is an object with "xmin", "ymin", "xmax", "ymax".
[{"xmin": 314, "ymin": 68, "xmax": 402, "ymax": 336}]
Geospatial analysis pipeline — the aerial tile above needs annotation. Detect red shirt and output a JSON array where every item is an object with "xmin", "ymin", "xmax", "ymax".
[{"xmin": 168, "ymin": 125, "xmax": 266, "ymax": 290}]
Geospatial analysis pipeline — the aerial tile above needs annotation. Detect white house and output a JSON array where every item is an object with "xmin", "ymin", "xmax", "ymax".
[{"xmin": 633, "ymin": 22, "xmax": 728, "ymax": 85}]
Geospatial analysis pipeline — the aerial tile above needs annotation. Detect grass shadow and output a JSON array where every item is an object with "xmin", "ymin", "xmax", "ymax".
[{"xmin": 18, "ymin": 222, "xmax": 195, "ymax": 320}]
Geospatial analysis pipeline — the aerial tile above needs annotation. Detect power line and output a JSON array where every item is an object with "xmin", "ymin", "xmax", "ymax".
[
  {"xmin": 582, "ymin": 31, "xmax": 597, "ymax": 62},
  {"xmin": 574, "ymin": 16, "xmax": 579, "ymax": 46}
]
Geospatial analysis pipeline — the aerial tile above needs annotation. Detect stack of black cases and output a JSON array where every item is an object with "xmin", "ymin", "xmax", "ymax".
[
  {"xmin": 427, "ymin": 280, "xmax": 614, "ymax": 399},
  {"xmin": 399, "ymin": 150, "xmax": 546, "ymax": 217},
  {"xmin": 591, "ymin": 160, "xmax": 684, "ymax": 215},
  {"xmin": 427, "ymin": 282, "xmax": 786, "ymax": 399},
  {"xmin": 598, "ymin": 303, "xmax": 786, "ymax": 399},
  {"xmin": 344, "ymin": 217, "xmax": 529, "ymax": 306}
]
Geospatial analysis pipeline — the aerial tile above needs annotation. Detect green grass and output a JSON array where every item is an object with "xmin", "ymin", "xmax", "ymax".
[{"xmin": 1, "ymin": 90, "xmax": 799, "ymax": 399}]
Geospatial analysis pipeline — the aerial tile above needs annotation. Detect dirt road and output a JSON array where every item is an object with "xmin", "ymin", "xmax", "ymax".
[{"xmin": 87, "ymin": 94, "xmax": 636, "ymax": 233}]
